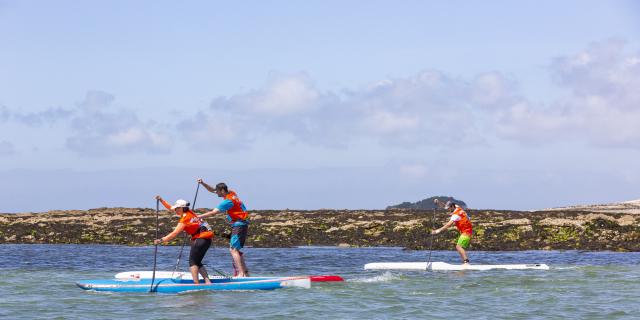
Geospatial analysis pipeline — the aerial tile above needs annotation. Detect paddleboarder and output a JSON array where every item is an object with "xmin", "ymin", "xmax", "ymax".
[
  {"xmin": 431, "ymin": 200, "xmax": 472, "ymax": 264},
  {"xmin": 197, "ymin": 179, "xmax": 250, "ymax": 277},
  {"xmin": 154, "ymin": 195, "xmax": 213, "ymax": 284}
]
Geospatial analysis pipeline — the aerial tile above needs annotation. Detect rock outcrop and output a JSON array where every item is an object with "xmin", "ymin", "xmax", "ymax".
[
  {"xmin": 545, "ymin": 199, "xmax": 640, "ymax": 215},
  {"xmin": 1, "ymin": 208, "xmax": 639, "ymax": 251}
]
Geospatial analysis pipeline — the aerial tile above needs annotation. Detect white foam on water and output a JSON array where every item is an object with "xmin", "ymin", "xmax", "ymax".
[
  {"xmin": 552, "ymin": 266, "xmax": 579, "ymax": 270},
  {"xmin": 349, "ymin": 271, "xmax": 399, "ymax": 283}
]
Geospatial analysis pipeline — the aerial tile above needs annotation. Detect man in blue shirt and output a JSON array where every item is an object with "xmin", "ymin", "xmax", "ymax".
[{"xmin": 198, "ymin": 179, "xmax": 250, "ymax": 277}]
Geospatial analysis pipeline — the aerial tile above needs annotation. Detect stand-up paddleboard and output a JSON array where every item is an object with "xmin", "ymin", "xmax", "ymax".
[
  {"xmin": 114, "ymin": 271, "xmax": 344, "ymax": 282},
  {"xmin": 364, "ymin": 261, "xmax": 550, "ymax": 271},
  {"xmin": 76, "ymin": 276, "xmax": 311, "ymax": 293}
]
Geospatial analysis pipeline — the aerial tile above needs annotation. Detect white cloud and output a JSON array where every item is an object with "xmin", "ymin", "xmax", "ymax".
[
  {"xmin": 363, "ymin": 110, "xmax": 419, "ymax": 133},
  {"xmin": 0, "ymin": 140, "xmax": 15, "ymax": 156},
  {"xmin": 209, "ymin": 74, "xmax": 320, "ymax": 116},
  {"xmin": 0, "ymin": 105, "xmax": 9, "ymax": 122},
  {"xmin": 55, "ymin": 42, "xmax": 640, "ymax": 156},
  {"xmin": 471, "ymin": 72, "xmax": 519, "ymax": 108},
  {"xmin": 398, "ymin": 163, "xmax": 429, "ymax": 179},
  {"xmin": 184, "ymin": 70, "xmax": 487, "ymax": 150},
  {"xmin": 105, "ymin": 127, "xmax": 169, "ymax": 149},
  {"xmin": 78, "ymin": 90, "xmax": 115, "ymax": 112},
  {"xmin": 494, "ymin": 102, "xmax": 570, "ymax": 144},
  {"xmin": 1, "ymin": 91, "xmax": 172, "ymax": 156},
  {"xmin": 13, "ymin": 107, "xmax": 73, "ymax": 126},
  {"xmin": 65, "ymin": 91, "xmax": 172, "ymax": 156},
  {"xmin": 0, "ymin": 104, "xmax": 72, "ymax": 127},
  {"xmin": 495, "ymin": 39, "xmax": 640, "ymax": 148},
  {"xmin": 179, "ymin": 111, "xmax": 243, "ymax": 148},
  {"xmin": 8, "ymin": 40, "xmax": 636, "ymax": 157},
  {"xmin": 251, "ymin": 75, "xmax": 320, "ymax": 115}
]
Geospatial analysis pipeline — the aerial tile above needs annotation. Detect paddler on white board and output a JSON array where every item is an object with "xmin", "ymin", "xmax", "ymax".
[
  {"xmin": 431, "ymin": 200, "xmax": 473, "ymax": 265},
  {"xmin": 197, "ymin": 180, "xmax": 250, "ymax": 277},
  {"xmin": 154, "ymin": 196, "xmax": 214, "ymax": 284}
]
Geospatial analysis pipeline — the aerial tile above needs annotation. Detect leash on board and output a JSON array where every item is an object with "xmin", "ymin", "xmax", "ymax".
[
  {"xmin": 150, "ymin": 199, "xmax": 160, "ymax": 292},
  {"xmin": 211, "ymin": 266, "xmax": 232, "ymax": 278}
]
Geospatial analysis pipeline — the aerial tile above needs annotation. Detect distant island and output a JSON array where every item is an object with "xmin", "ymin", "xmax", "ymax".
[{"xmin": 387, "ymin": 196, "xmax": 467, "ymax": 210}]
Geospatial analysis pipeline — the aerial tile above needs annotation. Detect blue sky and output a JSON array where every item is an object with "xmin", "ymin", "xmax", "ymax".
[{"xmin": 1, "ymin": 1, "xmax": 639, "ymax": 212}]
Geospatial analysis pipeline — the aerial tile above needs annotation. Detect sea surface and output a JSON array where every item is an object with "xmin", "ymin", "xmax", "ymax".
[{"xmin": 0, "ymin": 244, "xmax": 638, "ymax": 319}]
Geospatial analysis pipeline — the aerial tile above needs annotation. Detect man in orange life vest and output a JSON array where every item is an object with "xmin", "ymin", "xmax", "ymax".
[
  {"xmin": 197, "ymin": 179, "xmax": 250, "ymax": 277},
  {"xmin": 154, "ymin": 195, "xmax": 214, "ymax": 284},
  {"xmin": 431, "ymin": 200, "xmax": 473, "ymax": 264}
]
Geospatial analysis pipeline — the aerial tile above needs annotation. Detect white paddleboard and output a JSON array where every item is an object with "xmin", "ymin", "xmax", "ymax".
[
  {"xmin": 115, "ymin": 271, "xmax": 213, "ymax": 280},
  {"xmin": 114, "ymin": 271, "xmax": 345, "ymax": 283},
  {"xmin": 364, "ymin": 261, "xmax": 550, "ymax": 271}
]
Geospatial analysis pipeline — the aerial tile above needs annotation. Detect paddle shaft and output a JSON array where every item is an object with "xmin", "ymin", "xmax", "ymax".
[
  {"xmin": 150, "ymin": 199, "xmax": 160, "ymax": 292},
  {"xmin": 427, "ymin": 207, "xmax": 436, "ymax": 266},
  {"xmin": 172, "ymin": 183, "xmax": 201, "ymax": 275}
]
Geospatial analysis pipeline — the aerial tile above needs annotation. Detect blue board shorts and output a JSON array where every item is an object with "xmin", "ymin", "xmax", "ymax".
[{"xmin": 230, "ymin": 224, "xmax": 248, "ymax": 250}]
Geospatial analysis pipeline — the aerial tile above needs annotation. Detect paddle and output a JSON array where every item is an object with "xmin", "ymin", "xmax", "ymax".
[
  {"xmin": 149, "ymin": 199, "xmax": 160, "ymax": 292},
  {"xmin": 426, "ymin": 199, "xmax": 440, "ymax": 268}
]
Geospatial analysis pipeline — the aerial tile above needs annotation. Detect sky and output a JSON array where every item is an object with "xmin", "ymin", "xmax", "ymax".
[{"xmin": 1, "ymin": 0, "xmax": 639, "ymax": 212}]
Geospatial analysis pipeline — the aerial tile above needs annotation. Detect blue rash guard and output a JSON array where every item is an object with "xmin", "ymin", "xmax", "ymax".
[{"xmin": 217, "ymin": 199, "xmax": 249, "ymax": 227}]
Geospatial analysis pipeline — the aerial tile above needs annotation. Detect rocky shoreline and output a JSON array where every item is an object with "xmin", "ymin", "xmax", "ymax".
[{"xmin": 1, "ymin": 208, "xmax": 639, "ymax": 251}]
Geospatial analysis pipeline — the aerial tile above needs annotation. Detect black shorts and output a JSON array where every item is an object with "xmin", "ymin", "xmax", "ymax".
[{"xmin": 189, "ymin": 238, "xmax": 212, "ymax": 267}]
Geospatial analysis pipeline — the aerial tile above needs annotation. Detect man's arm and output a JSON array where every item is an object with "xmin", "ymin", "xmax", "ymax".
[
  {"xmin": 199, "ymin": 208, "xmax": 220, "ymax": 219},
  {"xmin": 432, "ymin": 220, "xmax": 455, "ymax": 235},
  {"xmin": 199, "ymin": 198, "xmax": 235, "ymax": 219},
  {"xmin": 197, "ymin": 178, "xmax": 216, "ymax": 193}
]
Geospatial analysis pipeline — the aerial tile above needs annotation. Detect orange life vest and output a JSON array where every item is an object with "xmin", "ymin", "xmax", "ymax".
[
  {"xmin": 179, "ymin": 210, "xmax": 214, "ymax": 240},
  {"xmin": 224, "ymin": 190, "xmax": 249, "ymax": 222},
  {"xmin": 159, "ymin": 198, "xmax": 213, "ymax": 240},
  {"xmin": 452, "ymin": 207, "xmax": 473, "ymax": 235}
]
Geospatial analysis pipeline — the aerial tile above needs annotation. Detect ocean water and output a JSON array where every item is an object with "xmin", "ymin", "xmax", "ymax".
[{"xmin": 0, "ymin": 244, "xmax": 638, "ymax": 319}]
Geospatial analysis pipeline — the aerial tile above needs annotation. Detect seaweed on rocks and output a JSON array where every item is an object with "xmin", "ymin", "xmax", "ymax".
[{"xmin": 1, "ymin": 208, "xmax": 639, "ymax": 251}]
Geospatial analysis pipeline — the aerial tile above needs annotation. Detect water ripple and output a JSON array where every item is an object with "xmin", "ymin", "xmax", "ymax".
[{"xmin": 1, "ymin": 245, "xmax": 639, "ymax": 319}]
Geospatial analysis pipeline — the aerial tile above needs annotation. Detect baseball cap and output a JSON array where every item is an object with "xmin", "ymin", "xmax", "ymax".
[{"xmin": 170, "ymin": 199, "xmax": 190, "ymax": 210}]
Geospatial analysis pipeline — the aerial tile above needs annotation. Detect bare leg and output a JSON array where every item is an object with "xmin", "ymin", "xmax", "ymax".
[
  {"xmin": 232, "ymin": 258, "xmax": 238, "ymax": 276},
  {"xmin": 198, "ymin": 266, "xmax": 211, "ymax": 284},
  {"xmin": 456, "ymin": 244, "xmax": 469, "ymax": 264},
  {"xmin": 230, "ymin": 248, "xmax": 247, "ymax": 277},
  {"xmin": 189, "ymin": 265, "xmax": 200, "ymax": 284},
  {"xmin": 239, "ymin": 251, "xmax": 249, "ymax": 276}
]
